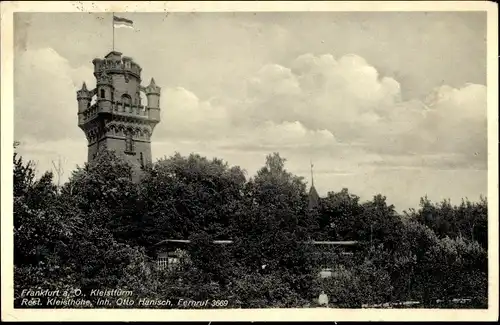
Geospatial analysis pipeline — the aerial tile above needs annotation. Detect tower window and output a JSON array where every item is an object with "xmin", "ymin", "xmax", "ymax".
[
  {"xmin": 140, "ymin": 152, "xmax": 144, "ymax": 167},
  {"xmin": 125, "ymin": 133, "xmax": 135, "ymax": 153},
  {"xmin": 100, "ymin": 89, "xmax": 105, "ymax": 98},
  {"xmin": 122, "ymin": 94, "xmax": 132, "ymax": 107}
]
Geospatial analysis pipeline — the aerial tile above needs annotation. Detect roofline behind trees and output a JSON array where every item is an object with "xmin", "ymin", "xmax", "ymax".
[{"xmin": 154, "ymin": 239, "xmax": 359, "ymax": 246}]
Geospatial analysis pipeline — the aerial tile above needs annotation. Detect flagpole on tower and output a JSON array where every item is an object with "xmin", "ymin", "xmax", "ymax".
[{"xmin": 111, "ymin": 15, "xmax": 134, "ymax": 52}]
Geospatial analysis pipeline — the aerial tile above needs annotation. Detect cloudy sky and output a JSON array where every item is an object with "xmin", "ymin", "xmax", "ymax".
[{"xmin": 14, "ymin": 11, "xmax": 487, "ymax": 211}]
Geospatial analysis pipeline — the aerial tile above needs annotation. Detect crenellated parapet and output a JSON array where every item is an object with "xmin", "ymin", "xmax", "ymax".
[
  {"xmin": 92, "ymin": 51, "xmax": 142, "ymax": 80},
  {"xmin": 80, "ymin": 101, "xmax": 159, "ymax": 124},
  {"xmin": 78, "ymin": 52, "xmax": 161, "ymax": 124},
  {"xmin": 96, "ymin": 70, "xmax": 113, "ymax": 85}
]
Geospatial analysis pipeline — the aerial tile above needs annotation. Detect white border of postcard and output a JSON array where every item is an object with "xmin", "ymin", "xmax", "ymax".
[{"xmin": 1, "ymin": 1, "xmax": 498, "ymax": 322}]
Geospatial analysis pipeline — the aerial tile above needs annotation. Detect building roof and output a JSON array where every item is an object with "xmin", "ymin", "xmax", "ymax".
[
  {"xmin": 308, "ymin": 160, "xmax": 320, "ymax": 209},
  {"xmin": 308, "ymin": 185, "xmax": 320, "ymax": 209},
  {"xmin": 305, "ymin": 240, "xmax": 358, "ymax": 245},
  {"xmin": 154, "ymin": 239, "xmax": 233, "ymax": 246},
  {"xmin": 154, "ymin": 239, "xmax": 358, "ymax": 246},
  {"xmin": 105, "ymin": 51, "xmax": 123, "ymax": 59}
]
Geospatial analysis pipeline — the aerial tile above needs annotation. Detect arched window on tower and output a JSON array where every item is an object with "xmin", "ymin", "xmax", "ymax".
[
  {"xmin": 122, "ymin": 94, "xmax": 132, "ymax": 107},
  {"xmin": 100, "ymin": 89, "xmax": 105, "ymax": 98},
  {"xmin": 140, "ymin": 152, "xmax": 144, "ymax": 168}
]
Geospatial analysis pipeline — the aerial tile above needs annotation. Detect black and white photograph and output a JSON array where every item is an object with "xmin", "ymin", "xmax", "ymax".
[{"xmin": 1, "ymin": 1, "xmax": 498, "ymax": 321}]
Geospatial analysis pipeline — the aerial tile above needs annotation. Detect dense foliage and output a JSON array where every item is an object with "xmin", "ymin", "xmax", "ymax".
[{"xmin": 13, "ymin": 147, "xmax": 488, "ymax": 308}]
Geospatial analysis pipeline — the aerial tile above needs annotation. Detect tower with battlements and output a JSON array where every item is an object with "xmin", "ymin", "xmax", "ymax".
[{"xmin": 76, "ymin": 51, "xmax": 161, "ymax": 176}]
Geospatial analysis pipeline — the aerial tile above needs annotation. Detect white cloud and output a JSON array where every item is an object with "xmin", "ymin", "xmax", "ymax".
[
  {"xmin": 236, "ymin": 53, "xmax": 487, "ymax": 170},
  {"xmin": 247, "ymin": 64, "xmax": 302, "ymax": 97},
  {"xmin": 227, "ymin": 120, "xmax": 336, "ymax": 151},
  {"xmin": 156, "ymin": 87, "xmax": 230, "ymax": 139},
  {"xmin": 15, "ymin": 47, "xmax": 94, "ymax": 142},
  {"xmin": 13, "ymin": 47, "xmax": 487, "ymax": 210},
  {"xmin": 238, "ymin": 53, "xmax": 405, "ymax": 144},
  {"xmin": 15, "ymin": 48, "xmax": 487, "ymax": 171},
  {"xmin": 15, "ymin": 137, "xmax": 87, "ymax": 183}
]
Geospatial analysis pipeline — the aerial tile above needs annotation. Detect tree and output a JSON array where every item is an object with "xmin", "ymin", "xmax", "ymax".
[
  {"xmin": 408, "ymin": 196, "xmax": 488, "ymax": 249},
  {"xmin": 361, "ymin": 194, "xmax": 405, "ymax": 253},
  {"xmin": 230, "ymin": 153, "xmax": 319, "ymax": 304},
  {"xmin": 14, "ymin": 150, "xmax": 160, "ymax": 308},
  {"xmin": 12, "ymin": 145, "xmax": 488, "ymax": 309},
  {"xmin": 138, "ymin": 153, "xmax": 247, "ymax": 248},
  {"xmin": 226, "ymin": 271, "xmax": 309, "ymax": 308},
  {"xmin": 13, "ymin": 151, "xmax": 68, "ymax": 266},
  {"xmin": 13, "ymin": 150, "xmax": 37, "ymax": 199},
  {"xmin": 60, "ymin": 150, "xmax": 142, "ymax": 245},
  {"xmin": 186, "ymin": 231, "xmax": 235, "ymax": 290},
  {"xmin": 419, "ymin": 236, "xmax": 487, "ymax": 306},
  {"xmin": 319, "ymin": 188, "xmax": 364, "ymax": 240}
]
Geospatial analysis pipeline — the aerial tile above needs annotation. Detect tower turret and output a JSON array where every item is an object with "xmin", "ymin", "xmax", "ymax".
[
  {"xmin": 145, "ymin": 78, "xmax": 161, "ymax": 122},
  {"xmin": 78, "ymin": 51, "xmax": 162, "ymax": 179},
  {"xmin": 96, "ymin": 70, "xmax": 113, "ymax": 113},
  {"xmin": 76, "ymin": 82, "xmax": 91, "ymax": 125}
]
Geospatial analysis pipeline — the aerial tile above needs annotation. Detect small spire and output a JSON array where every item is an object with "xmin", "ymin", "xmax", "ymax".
[
  {"xmin": 145, "ymin": 77, "xmax": 161, "ymax": 95},
  {"xmin": 308, "ymin": 159, "xmax": 320, "ymax": 210},
  {"xmin": 81, "ymin": 82, "xmax": 88, "ymax": 91}
]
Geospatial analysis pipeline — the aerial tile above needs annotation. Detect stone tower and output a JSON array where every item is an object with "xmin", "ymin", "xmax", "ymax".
[{"xmin": 76, "ymin": 51, "xmax": 161, "ymax": 177}]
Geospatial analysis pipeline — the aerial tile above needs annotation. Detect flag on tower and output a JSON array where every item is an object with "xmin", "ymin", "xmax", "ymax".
[{"xmin": 113, "ymin": 15, "xmax": 134, "ymax": 29}]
